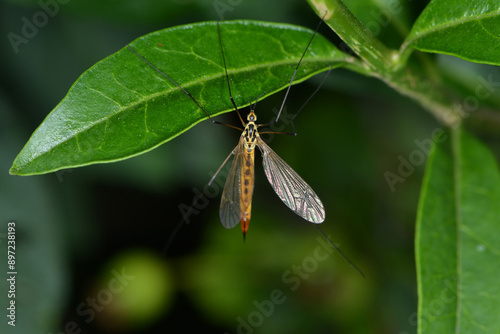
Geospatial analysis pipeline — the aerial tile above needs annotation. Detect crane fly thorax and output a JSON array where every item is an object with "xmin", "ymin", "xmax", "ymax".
[{"xmin": 242, "ymin": 114, "xmax": 259, "ymax": 151}]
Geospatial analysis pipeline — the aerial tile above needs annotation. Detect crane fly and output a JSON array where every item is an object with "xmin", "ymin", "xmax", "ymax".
[
  {"xmin": 213, "ymin": 105, "xmax": 325, "ymax": 238},
  {"xmin": 128, "ymin": 21, "xmax": 326, "ymax": 237},
  {"xmin": 127, "ymin": 18, "xmax": 364, "ymax": 276},
  {"xmin": 210, "ymin": 20, "xmax": 327, "ymax": 239}
]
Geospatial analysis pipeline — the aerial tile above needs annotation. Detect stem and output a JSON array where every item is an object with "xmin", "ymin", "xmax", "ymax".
[
  {"xmin": 308, "ymin": 0, "xmax": 395, "ymax": 71},
  {"xmin": 307, "ymin": 0, "xmax": 461, "ymax": 126}
]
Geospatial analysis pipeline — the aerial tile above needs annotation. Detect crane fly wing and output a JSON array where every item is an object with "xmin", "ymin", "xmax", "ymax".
[
  {"xmin": 220, "ymin": 138, "xmax": 245, "ymax": 229},
  {"xmin": 257, "ymin": 138, "xmax": 325, "ymax": 223}
]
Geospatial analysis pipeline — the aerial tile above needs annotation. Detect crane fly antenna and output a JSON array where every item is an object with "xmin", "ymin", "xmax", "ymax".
[
  {"xmin": 274, "ymin": 16, "xmax": 325, "ymax": 125},
  {"xmin": 251, "ymin": 94, "xmax": 265, "ymax": 111}
]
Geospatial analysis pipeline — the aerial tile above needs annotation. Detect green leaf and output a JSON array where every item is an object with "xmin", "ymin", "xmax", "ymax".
[
  {"xmin": 403, "ymin": 0, "xmax": 500, "ymax": 66},
  {"xmin": 10, "ymin": 20, "xmax": 348, "ymax": 176},
  {"xmin": 416, "ymin": 127, "xmax": 500, "ymax": 333}
]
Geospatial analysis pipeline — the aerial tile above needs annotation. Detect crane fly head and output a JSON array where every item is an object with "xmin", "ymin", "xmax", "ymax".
[{"xmin": 247, "ymin": 110, "xmax": 257, "ymax": 123}]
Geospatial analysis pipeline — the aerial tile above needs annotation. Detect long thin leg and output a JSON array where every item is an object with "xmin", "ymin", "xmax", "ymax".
[
  {"xmin": 274, "ymin": 17, "xmax": 325, "ymax": 125},
  {"xmin": 217, "ymin": 22, "xmax": 246, "ymax": 127},
  {"xmin": 289, "ymin": 66, "xmax": 332, "ymax": 124},
  {"xmin": 127, "ymin": 45, "xmax": 241, "ymax": 130},
  {"xmin": 258, "ymin": 63, "xmax": 332, "ymax": 137},
  {"xmin": 258, "ymin": 131, "xmax": 296, "ymax": 136},
  {"xmin": 313, "ymin": 224, "xmax": 365, "ymax": 278},
  {"xmin": 208, "ymin": 146, "xmax": 237, "ymax": 186}
]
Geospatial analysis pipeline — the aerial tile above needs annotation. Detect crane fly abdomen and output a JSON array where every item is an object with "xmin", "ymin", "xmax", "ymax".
[{"xmin": 239, "ymin": 147, "xmax": 255, "ymax": 237}]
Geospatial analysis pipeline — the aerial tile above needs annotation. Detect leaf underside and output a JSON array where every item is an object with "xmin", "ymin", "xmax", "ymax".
[
  {"xmin": 10, "ymin": 20, "xmax": 348, "ymax": 176},
  {"xmin": 416, "ymin": 127, "xmax": 500, "ymax": 333}
]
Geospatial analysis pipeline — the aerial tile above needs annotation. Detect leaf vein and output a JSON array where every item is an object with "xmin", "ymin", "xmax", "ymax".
[
  {"xmin": 85, "ymin": 85, "xmax": 123, "ymax": 108},
  {"xmin": 405, "ymin": 11, "xmax": 500, "ymax": 47},
  {"xmin": 111, "ymin": 73, "xmax": 144, "ymax": 99}
]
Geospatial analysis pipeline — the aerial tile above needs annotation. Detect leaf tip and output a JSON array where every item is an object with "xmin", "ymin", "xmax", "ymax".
[{"xmin": 9, "ymin": 166, "xmax": 19, "ymax": 176}]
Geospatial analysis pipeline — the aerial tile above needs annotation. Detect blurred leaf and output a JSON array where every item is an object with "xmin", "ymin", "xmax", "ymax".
[
  {"xmin": 416, "ymin": 127, "xmax": 500, "ymax": 333},
  {"xmin": 403, "ymin": 0, "xmax": 500, "ymax": 66},
  {"xmin": 183, "ymin": 222, "xmax": 368, "ymax": 332},
  {"xmin": 94, "ymin": 250, "xmax": 174, "ymax": 331},
  {"xmin": 0, "ymin": 92, "xmax": 69, "ymax": 334},
  {"xmin": 10, "ymin": 20, "xmax": 347, "ymax": 176}
]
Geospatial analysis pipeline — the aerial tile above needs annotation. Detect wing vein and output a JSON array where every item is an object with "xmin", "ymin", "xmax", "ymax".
[
  {"xmin": 258, "ymin": 138, "xmax": 325, "ymax": 223},
  {"xmin": 220, "ymin": 138, "xmax": 245, "ymax": 228}
]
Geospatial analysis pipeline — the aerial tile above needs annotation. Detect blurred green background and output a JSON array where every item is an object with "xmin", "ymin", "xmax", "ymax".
[{"xmin": 2, "ymin": 0, "xmax": 490, "ymax": 333}]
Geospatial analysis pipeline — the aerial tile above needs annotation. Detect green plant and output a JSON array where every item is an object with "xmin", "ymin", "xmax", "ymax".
[{"xmin": 9, "ymin": 0, "xmax": 500, "ymax": 332}]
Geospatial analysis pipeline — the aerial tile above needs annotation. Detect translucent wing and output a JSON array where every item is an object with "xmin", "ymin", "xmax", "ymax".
[
  {"xmin": 257, "ymin": 137, "xmax": 325, "ymax": 223},
  {"xmin": 219, "ymin": 138, "xmax": 245, "ymax": 229}
]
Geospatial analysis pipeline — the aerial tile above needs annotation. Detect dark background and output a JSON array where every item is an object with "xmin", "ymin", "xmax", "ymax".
[{"xmin": 0, "ymin": 0, "xmax": 463, "ymax": 333}]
